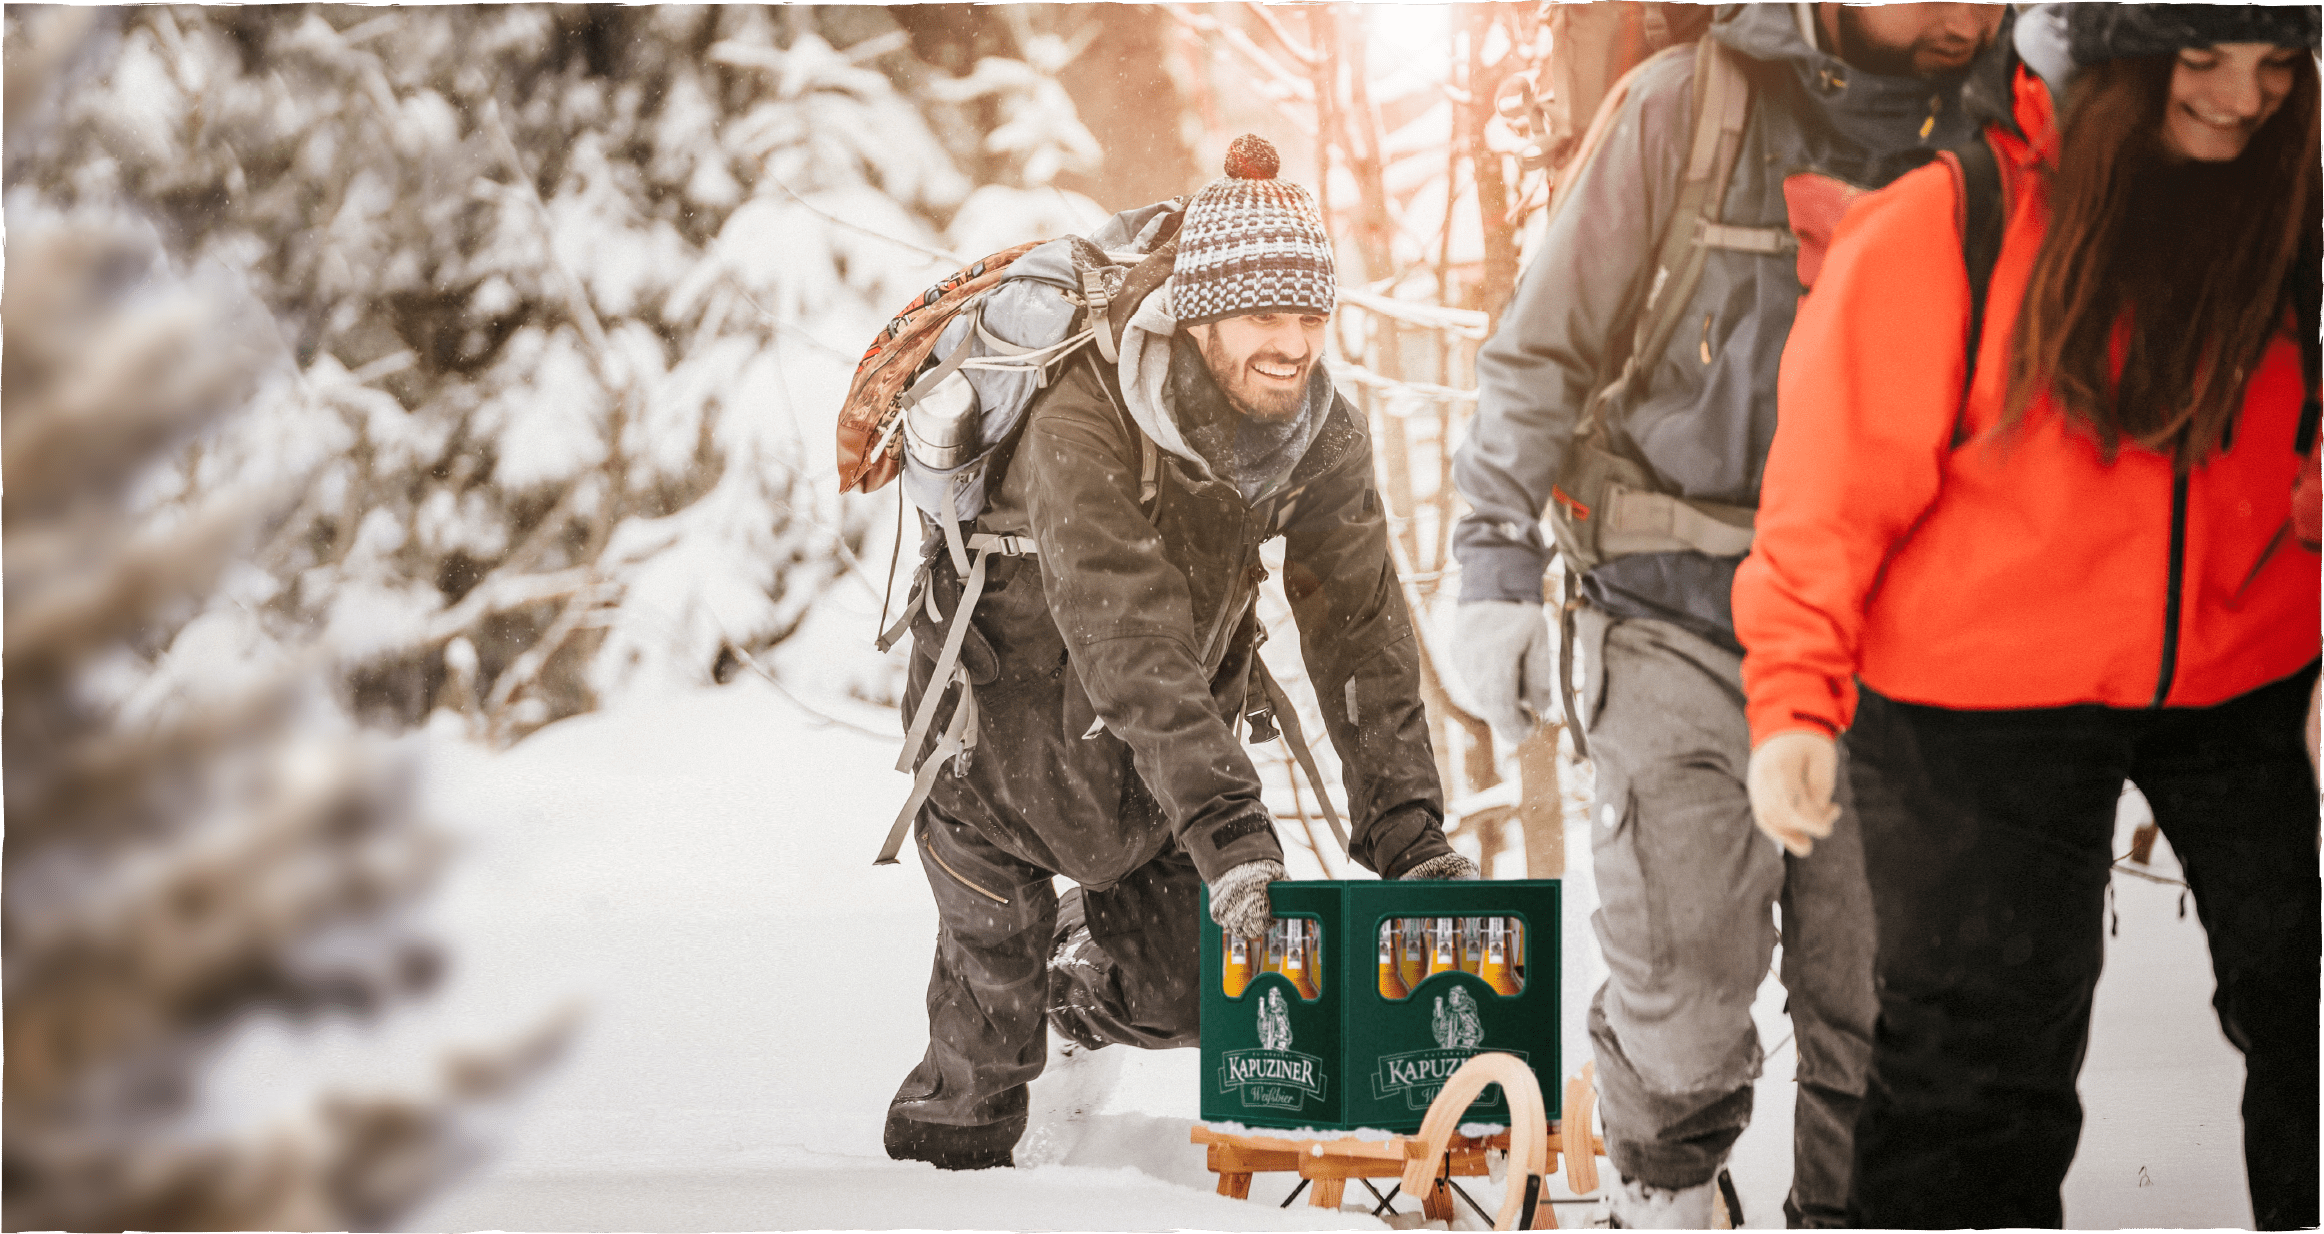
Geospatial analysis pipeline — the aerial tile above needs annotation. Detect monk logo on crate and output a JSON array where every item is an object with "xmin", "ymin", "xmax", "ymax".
[
  {"xmin": 1368, "ymin": 988, "xmax": 1528, "ymax": 1109},
  {"xmin": 1258, "ymin": 986, "xmax": 1294, "ymax": 1051},
  {"xmin": 1433, "ymin": 987, "xmax": 1485, "ymax": 1050},
  {"xmin": 1219, "ymin": 989, "xmax": 1330, "ymax": 1112}
]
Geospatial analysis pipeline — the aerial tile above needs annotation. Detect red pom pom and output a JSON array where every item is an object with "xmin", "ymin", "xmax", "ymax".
[{"xmin": 1223, "ymin": 134, "xmax": 1280, "ymax": 181}]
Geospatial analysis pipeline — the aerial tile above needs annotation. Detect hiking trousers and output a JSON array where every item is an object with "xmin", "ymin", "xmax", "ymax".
[
  {"xmin": 1578, "ymin": 610, "xmax": 1877, "ymax": 1227},
  {"xmin": 1845, "ymin": 666, "xmax": 2321, "ymax": 1230},
  {"xmin": 885, "ymin": 800, "xmax": 1203, "ymax": 1158}
]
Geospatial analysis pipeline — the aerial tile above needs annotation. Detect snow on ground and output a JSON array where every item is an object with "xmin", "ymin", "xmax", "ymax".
[{"xmin": 394, "ymin": 674, "xmax": 2260, "ymax": 1231}]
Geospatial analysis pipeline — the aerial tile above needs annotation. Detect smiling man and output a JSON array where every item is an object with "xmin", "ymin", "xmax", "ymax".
[{"xmin": 882, "ymin": 135, "xmax": 1470, "ymax": 1174}]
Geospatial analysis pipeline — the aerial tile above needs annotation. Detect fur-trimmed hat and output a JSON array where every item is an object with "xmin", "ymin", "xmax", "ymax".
[
  {"xmin": 2068, "ymin": 4, "xmax": 2320, "ymax": 66},
  {"xmin": 1171, "ymin": 135, "xmax": 1336, "ymax": 328}
]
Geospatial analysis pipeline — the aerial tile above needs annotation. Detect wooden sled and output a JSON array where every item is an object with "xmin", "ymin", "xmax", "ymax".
[{"xmin": 1192, "ymin": 1058, "xmax": 1604, "ymax": 1229}]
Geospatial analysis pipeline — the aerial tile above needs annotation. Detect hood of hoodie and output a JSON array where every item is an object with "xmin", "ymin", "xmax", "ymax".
[
  {"xmin": 1116, "ymin": 276, "xmax": 1213, "ymax": 478},
  {"xmin": 1711, "ymin": 2, "xmax": 2017, "ymax": 173}
]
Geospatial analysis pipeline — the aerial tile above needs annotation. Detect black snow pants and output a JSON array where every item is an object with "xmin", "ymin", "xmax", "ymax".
[
  {"xmin": 1844, "ymin": 664, "xmax": 2320, "ymax": 1230},
  {"xmin": 885, "ymin": 801, "xmax": 1203, "ymax": 1158}
]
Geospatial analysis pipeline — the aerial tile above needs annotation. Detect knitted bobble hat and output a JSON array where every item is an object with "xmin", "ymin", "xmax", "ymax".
[
  {"xmin": 1172, "ymin": 134, "xmax": 1337, "ymax": 327},
  {"xmin": 2067, "ymin": 3, "xmax": 2320, "ymax": 66}
]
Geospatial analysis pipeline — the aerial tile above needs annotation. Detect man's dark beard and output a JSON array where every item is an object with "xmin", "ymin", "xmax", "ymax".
[
  {"xmin": 1196, "ymin": 328, "xmax": 1309, "ymax": 420},
  {"xmin": 1835, "ymin": 7, "xmax": 1975, "ymax": 82}
]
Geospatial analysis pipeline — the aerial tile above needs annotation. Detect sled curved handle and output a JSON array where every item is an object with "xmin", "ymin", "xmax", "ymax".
[
  {"xmin": 1561, "ymin": 1059, "xmax": 1600, "ymax": 1196},
  {"xmin": 1399, "ymin": 1051, "xmax": 1550, "ymax": 1229}
]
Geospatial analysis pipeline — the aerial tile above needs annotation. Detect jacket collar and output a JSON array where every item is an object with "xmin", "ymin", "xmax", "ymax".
[
  {"xmin": 1990, "ymin": 60, "xmax": 2062, "ymax": 171},
  {"xmin": 1711, "ymin": 2, "xmax": 2019, "ymax": 155}
]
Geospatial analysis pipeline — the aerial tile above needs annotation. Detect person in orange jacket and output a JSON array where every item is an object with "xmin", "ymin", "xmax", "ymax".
[{"xmin": 1731, "ymin": 5, "xmax": 2319, "ymax": 1228}]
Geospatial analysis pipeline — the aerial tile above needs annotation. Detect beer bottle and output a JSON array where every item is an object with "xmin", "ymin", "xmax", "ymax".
[
  {"xmin": 1425, "ymin": 916, "xmax": 1461, "ymax": 978},
  {"xmin": 1480, "ymin": 916, "xmax": 1523, "ymax": 996},
  {"xmin": 1399, "ymin": 917, "xmax": 1427, "ymax": 988},
  {"xmin": 1377, "ymin": 920, "xmax": 1409, "ymax": 1000},
  {"xmin": 1459, "ymin": 917, "xmax": 1484, "ymax": 974},
  {"xmin": 1223, "ymin": 931, "xmax": 1258, "ymax": 998},
  {"xmin": 1509, "ymin": 916, "xmax": 1525, "ymax": 977},
  {"xmin": 1264, "ymin": 920, "xmax": 1286, "ymax": 976},
  {"xmin": 1283, "ymin": 918, "xmax": 1320, "ymax": 999},
  {"xmin": 1307, "ymin": 920, "xmax": 1325, "ymax": 994}
]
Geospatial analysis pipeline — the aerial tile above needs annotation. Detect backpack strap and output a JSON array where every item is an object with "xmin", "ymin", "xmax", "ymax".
[
  {"xmin": 1251, "ymin": 654, "xmax": 1350, "ymax": 857},
  {"xmin": 1085, "ymin": 349, "xmax": 1163, "ymax": 515},
  {"xmin": 1947, "ymin": 132, "xmax": 2007, "ymax": 431},
  {"xmin": 873, "ymin": 528, "xmax": 1041, "ymax": 866},
  {"xmin": 1557, "ymin": 39, "xmax": 1781, "ymax": 568},
  {"xmin": 1629, "ymin": 38, "xmax": 1792, "ymax": 373},
  {"xmin": 1557, "ymin": 561, "xmax": 1591, "ymax": 761}
]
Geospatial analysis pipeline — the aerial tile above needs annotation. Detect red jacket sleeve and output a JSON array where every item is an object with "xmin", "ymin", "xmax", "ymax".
[
  {"xmin": 2294, "ymin": 444, "xmax": 2320, "ymax": 551},
  {"xmin": 1733, "ymin": 162, "xmax": 1971, "ymax": 745}
]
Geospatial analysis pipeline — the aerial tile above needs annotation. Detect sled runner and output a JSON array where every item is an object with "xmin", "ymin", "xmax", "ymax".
[{"xmin": 1192, "ymin": 1057, "xmax": 1604, "ymax": 1229}]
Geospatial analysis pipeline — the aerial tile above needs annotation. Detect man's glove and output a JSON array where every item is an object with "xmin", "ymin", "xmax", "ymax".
[
  {"xmin": 1399, "ymin": 853, "xmax": 1479, "ymax": 881},
  {"xmin": 1745, "ymin": 730, "xmax": 1841, "ymax": 857},
  {"xmin": 1452, "ymin": 601, "xmax": 1560, "ymax": 749},
  {"xmin": 1208, "ymin": 858, "xmax": 1285, "ymax": 940}
]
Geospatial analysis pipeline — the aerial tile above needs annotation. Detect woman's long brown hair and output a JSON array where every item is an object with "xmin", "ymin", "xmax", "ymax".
[{"xmin": 2005, "ymin": 51, "xmax": 2321, "ymax": 470}]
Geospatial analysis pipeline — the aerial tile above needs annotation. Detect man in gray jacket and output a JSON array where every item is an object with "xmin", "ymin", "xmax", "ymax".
[
  {"xmin": 886, "ymin": 136, "xmax": 1471, "ymax": 1173},
  {"xmin": 1450, "ymin": 5, "xmax": 2009, "ymax": 1226}
]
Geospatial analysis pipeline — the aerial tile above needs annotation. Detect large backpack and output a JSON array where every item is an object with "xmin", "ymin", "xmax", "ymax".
[
  {"xmin": 1525, "ymin": 33, "xmax": 1787, "ymax": 757},
  {"xmin": 1542, "ymin": 35, "xmax": 1781, "ymax": 579},
  {"xmin": 837, "ymin": 201, "xmax": 1186, "ymax": 560},
  {"xmin": 835, "ymin": 202, "xmax": 1185, "ymax": 865}
]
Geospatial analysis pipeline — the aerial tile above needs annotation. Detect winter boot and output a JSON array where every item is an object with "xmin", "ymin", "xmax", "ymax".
[
  {"xmin": 882, "ymin": 1110, "xmax": 1017, "ymax": 1171},
  {"xmin": 1045, "ymin": 886, "xmax": 1111, "ymax": 1052},
  {"xmin": 1607, "ymin": 1169, "xmax": 1735, "ymax": 1229},
  {"xmin": 1051, "ymin": 886, "xmax": 1095, "ymax": 970}
]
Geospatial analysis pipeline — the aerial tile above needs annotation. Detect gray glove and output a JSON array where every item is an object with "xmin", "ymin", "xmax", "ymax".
[
  {"xmin": 1400, "ymin": 852, "xmax": 1480, "ymax": 881},
  {"xmin": 1452, "ymin": 600, "xmax": 1559, "ymax": 749},
  {"xmin": 1208, "ymin": 858, "xmax": 1284, "ymax": 940}
]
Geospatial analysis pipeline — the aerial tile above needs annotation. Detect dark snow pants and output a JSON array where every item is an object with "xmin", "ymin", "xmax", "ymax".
[
  {"xmin": 1577, "ymin": 611, "xmax": 1877, "ymax": 1227},
  {"xmin": 885, "ymin": 802, "xmax": 1202, "ymax": 1157},
  {"xmin": 1844, "ymin": 665, "xmax": 2321, "ymax": 1230}
]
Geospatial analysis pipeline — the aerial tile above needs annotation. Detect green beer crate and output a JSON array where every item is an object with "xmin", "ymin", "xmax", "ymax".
[{"xmin": 1197, "ymin": 879, "xmax": 1560, "ymax": 1133}]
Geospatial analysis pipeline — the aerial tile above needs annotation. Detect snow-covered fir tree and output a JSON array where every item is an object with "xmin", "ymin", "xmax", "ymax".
[
  {"xmin": 11, "ymin": 5, "xmax": 1104, "ymax": 739},
  {"xmin": 2, "ymin": 6, "xmax": 1132, "ymax": 1226}
]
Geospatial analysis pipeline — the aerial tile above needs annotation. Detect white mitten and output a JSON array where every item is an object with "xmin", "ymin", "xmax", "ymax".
[
  {"xmin": 1745, "ymin": 730, "xmax": 1841, "ymax": 857},
  {"xmin": 1452, "ymin": 601, "xmax": 1559, "ymax": 749}
]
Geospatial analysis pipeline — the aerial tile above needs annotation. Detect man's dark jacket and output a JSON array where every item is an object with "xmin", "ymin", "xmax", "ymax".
[
  {"xmin": 1452, "ymin": 3, "xmax": 2015, "ymax": 647},
  {"xmin": 901, "ymin": 291, "xmax": 1453, "ymax": 889}
]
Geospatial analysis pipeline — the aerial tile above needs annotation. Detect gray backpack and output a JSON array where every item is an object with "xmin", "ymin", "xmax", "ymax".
[
  {"xmin": 863, "ymin": 201, "xmax": 1183, "ymax": 866},
  {"xmin": 1534, "ymin": 38, "xmax": 1789, "ymax": 758}
]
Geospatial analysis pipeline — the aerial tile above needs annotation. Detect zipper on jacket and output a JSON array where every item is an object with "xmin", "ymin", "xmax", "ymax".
[
  {"xmin": 928, "ymin": 844, "xmax": 1010, "ymax": 905},
  {"xmin": 1198, "ymin": 523, "xmax": 1262, "ymax": 671},
  {"xmin": 2149, "ymin": 474, "xmax": 2190, "ymax": 708}
]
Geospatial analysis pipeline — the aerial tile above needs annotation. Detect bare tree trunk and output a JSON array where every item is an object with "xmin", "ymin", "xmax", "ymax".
[
  {"xmin": 1054, "ymin": 5, "xmax": 1206, "ymax": 206},
  {"xmin": 1516, "ymin": 725, "xmax": 1564, "ymax": 878},
  {"xmin": 1393, "ymin": 533, "xmax": 1501, "ymax": 799},
  {"xmin": 1463, "ymin": 7, "xmax": 1524, "ymax": 331}
]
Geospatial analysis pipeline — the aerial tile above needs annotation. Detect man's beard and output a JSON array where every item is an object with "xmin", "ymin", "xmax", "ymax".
[
  {"xmin": 1836, "ymin": 8, "xmax": 1980, "ymax": 82},
  {"xmin": 1197, "ymin": 330, "xmax": 1312, "ymax": 420}
]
